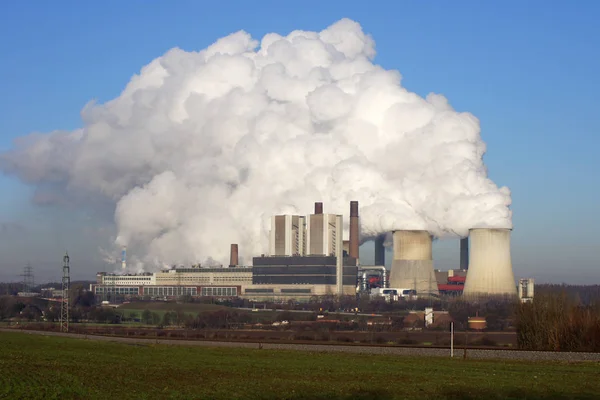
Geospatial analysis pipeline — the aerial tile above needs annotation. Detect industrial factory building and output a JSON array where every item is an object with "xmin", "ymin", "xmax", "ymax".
[
  {"xmin": 91, "ymin": 201, "xmax": 522, "ymax": 301},
  {"xmin": 93, "ymin": 267, "xmax": 251, "ymax": 298},
  {"xmin": 92, "ymin": 201, "xmax": 360, "ymax": 300},
  {"xmin": 250, "ymin": 255, "xmax": 358, "ymax": 296}
]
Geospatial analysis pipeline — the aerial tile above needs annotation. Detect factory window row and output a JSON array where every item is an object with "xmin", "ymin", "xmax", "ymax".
[
  {"xmin": 253, "ymin": 276, "xmax": 357, "ymax": 285},
  {"xmin": 104, "ymin": 278, "xmax": 152, "ymax": 281},
  {"xmin": 201, "ymin": 287, "xmax": 238, "ymax": 297},
  {"xmin": 280, "ymin": 289, "xmax": 312, "ymax": 294},
  {"xmin": 169, "ymin": 268, "xmax": 249, "ymax": 273},
  {"xmin": 245, "ymin": 289, "xmax": 274, "ymax": 293},
  {"xmin": 177, "ymin": 277, "xmax": 209, "ymax": 281},
  {"xmin": 213, "ymin": 277, "xmax": 249, "ymax": 281},
  {"xmin": 252, "ymin": 266, "xmax": 358, "ymax": 275},
  {"xmin": 155, "ymin": 277, "xmax": 248, "ymax": 282},
  {"xmin": 143, "ymin": 287, "xmax": 198, "ymax": 296},
  {"xmin": 156, "ymin": 278, "xmax": 210, "ymax": 283},
  {"xmin": 96, "ymin": 287, "xmax": 140, "ymax": 295}
]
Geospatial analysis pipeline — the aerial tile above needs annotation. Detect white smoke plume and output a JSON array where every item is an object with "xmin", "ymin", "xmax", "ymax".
[{"xmin": 0, "ymin": 19, "xmax": 511, "ymax": 270}]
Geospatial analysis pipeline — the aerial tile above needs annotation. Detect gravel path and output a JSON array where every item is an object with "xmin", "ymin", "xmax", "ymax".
[{"xmin": 3, "ymin": 328, "xmax": 600, "ymax": 362}]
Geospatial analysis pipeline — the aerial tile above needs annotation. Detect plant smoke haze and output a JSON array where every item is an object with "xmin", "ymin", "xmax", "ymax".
[{"xmin": 0, "ymin": 19, "xmax": 511, "ymax": 270}]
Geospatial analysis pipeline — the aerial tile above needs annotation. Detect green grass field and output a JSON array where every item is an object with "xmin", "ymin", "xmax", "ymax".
[
  {"xmin": 0, "ymin": 331, "xmax": 598, "ymax": 400},
  {"xmin": 119, "ymin": 301, "xmax": 229, "ymax": 313},
  {"xmin": 116, "ymin": 301, "xmax": 231, "ymax": 321},
  {"xmin": 117, "ymin": 301, "xmax": 283, "ymax": 323}
]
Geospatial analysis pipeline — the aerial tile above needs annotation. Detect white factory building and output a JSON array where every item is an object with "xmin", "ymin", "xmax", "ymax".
[{"xmin": 93, "ymin": 267, "xmax": 252, "ymax": 298}]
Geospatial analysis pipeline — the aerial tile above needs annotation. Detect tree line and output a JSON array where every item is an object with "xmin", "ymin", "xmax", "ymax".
[{"xmin": 516, "ymin": 293, "xmax": 600, "ymax": 352}]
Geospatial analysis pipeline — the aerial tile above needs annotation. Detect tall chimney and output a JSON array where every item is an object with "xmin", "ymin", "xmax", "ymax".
[
  {"xmin": 374, "ymin": 235, "xmax": 385, "ymax": 266},
  {"xmin": 460, "ymin": 237, "xmax": 469, "ymax": 270},
  {"xmin": 229, "ymin": 244, "xmax": 239, "ymax": 267},
  {"xmin": 314, "ymin": 202, "xmax": 323, "ymax": 214},
  {"xmin": 349, "ymin": 201, "xmax": 359, "ymax": 261}
]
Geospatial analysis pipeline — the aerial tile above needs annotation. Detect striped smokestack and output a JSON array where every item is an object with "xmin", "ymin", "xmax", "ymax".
[
  {"xmin": 314, "ymin": 202, "xmax": 323, "ymax": 214},
  {"xmin": 229, "ymin": 244, "xmax": 239, "ymax": 267},
  {"xmin": 349, "ymin": 201, "xmax": 359, "ymax": 261}
]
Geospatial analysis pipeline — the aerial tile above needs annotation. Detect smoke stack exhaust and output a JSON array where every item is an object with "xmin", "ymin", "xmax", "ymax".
[
  {"xmin": 460, "ymin": 238, "xmax": 469, "ymax": 270},
  {"xmin": 229, "ymin": 243, "xmax": 239, "ymax": 267},
  {"xmin": 374, "ymin": 234, "xmax": 385, "ymax": 266},
  {"xmin": 314, "ymin": 202, "xmax": 323, "ymax": 214},
  {"xmin": 463, "ymin": 228, "xmax": 517, "ymax": 297},
  {"xmin": 349, "ymin": 201, "xmax": 359, "ymax": 262},
  {"xmin": 121, "ymin": 246, "xmax": 127, "ymax": 270}
]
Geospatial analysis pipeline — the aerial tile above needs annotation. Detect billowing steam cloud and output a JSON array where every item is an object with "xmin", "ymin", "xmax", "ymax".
[{"xmin": 0, "ymin": 19, "xmax": 511, "ymax": 270}]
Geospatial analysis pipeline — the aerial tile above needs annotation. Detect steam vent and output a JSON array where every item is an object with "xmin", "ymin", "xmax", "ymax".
[
  {"xmin": 463, "ymin": 228, "xmax": 517, "ymax": 297},
  {"xmin": 389, "ymin": 230, "xmax": 439, "ymax": 296}
]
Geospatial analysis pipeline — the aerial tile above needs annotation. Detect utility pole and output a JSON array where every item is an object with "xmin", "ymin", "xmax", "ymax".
[
  {"xmin": 20, "ymin": 263, "xmax": 35, "ymax": 295},
  {"xmin": 450, "ymin": 322, "xmax": 454, "ymax": 358},
  {"xmin": 60, "ymin": 252, "xmax": 70, "ymax": 333}
]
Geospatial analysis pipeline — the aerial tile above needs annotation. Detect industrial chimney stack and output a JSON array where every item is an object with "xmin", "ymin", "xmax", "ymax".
[
  {"xmin": 460, "ymin": 238, "xmax": 469, "ymax": 270},
  {"xmin": 229, "ymin": 244, "xmax": 239, "ymax": 267},
  {"xmin": 374, "ymin": 235, "xmax": 385, "ymax": 266},
  {"xmin": 463, "ymin": 228, "xmax": 517, "ymax": 297},
  {"xmin": 314, "ymin": 202, "xmax": 323, "ymax": 215},
  {"xmin": 349, "ymin": 201, "xmax": 359, "ymax": 263}
]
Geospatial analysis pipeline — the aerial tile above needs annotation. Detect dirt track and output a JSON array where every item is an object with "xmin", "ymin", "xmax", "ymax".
[{"xmin": 3, "ymin": 327, "xmax": 600, "ymax": 362}]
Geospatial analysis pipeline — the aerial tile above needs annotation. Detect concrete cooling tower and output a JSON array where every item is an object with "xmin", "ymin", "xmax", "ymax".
[
  {"xmin": 389, "ymin": 230, "xmax": 439, "ymax": 296},
  {"xmin": 463, "ymin": 228, "xmax": 517, "ymax": 297}
]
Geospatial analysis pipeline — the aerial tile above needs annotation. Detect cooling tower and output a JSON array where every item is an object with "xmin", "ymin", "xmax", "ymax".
[
  {"xmin": 229, "ymin": 244, "xmax": 239, "ymax": 267},
  {"xmin": 389, "ymin": 230, "xmax": 439, "ymax": 296},
  {"xmin": 349, "ymin": 201, "xmax": 359, "ymax": 261},
  {"xmin": 463, "ymin": 228, "xmax": 517, "ymax": 297},
  {"xmin": 374, "ymin": 234, "xmax": 385, "ymax": 266},
  {"xmin": 460, "ymin": 238, "xmax": 469, "ymax": 270}
]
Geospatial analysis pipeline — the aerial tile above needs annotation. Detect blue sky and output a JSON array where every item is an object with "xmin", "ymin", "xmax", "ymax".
[{"xmin": 0, "ymin": 0, "xmax": 598, "ymax": 283}]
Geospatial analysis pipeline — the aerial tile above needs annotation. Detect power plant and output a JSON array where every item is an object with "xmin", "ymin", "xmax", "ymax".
[
  {"xmin": 463, "ymin": 228, "xmax": 517, "ymax": 297},
  {"xmin": 92, "ymin": 201, "xmax": 519, "ymax": 301},
  {"xmin": 389, "ymin": 230, "xmax": 439, "ymax": 297}
]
